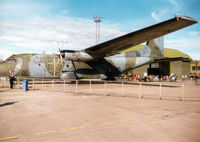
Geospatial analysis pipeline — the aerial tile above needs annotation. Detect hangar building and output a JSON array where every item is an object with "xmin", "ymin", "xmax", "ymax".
[
  {"xmin": 122, "ymin": 45, "xmax": 192, "ymax": 79},
  {"xmin": 190, "ymin": 60, "xmax": 200, "ymax": 74}
]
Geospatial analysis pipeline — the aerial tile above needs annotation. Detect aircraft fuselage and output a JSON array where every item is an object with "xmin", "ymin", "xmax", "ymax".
[
  {"xmin": 0, "ymin": 53, "xmax": 151, "ymax": 79},
  {"xmin": 0, "ymin": 54, "xmax": 63, "ymax": 78},
  {"xmin": 61, "ymin": 54, "xmax": 152, "ymax": 80}
]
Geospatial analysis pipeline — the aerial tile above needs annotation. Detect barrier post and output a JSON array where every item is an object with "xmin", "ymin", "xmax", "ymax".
[
  {"xmin": 139, "ymin": 82, "xmax": 142, "ymax": 98},
  {"xmin": 3, "ymin": 79, "xmax": 5, "ymax": 88},
  {"xmin": 64, "ymin": 80, "xmax": 66, "ymax": 92},
  {"xmin": 121, "ymin": 81, "xmax": 124, "ymax": 97},
  {"xmin": 32, "ymin": 78, "xmax": 35, "ymax": 91},
  {"xmin": 52, "ymin": 80, "xmax": 54, "ymax": 91},
  {"xmin": 89, "ymin": 80, "xmax": 92, "ymax": 94},
  {"xmin": 17, "ymin": 79, "xmax": 19, "ymax": 90},
  {"xmin": 182, "ymin": 83, "xmax": 184, "ymax": 102},
  {"xmin": 42, "ymin": 79, "xmax": 44, "ymax": 90},
  {"xmin": 159, "ymin": 83, "xmax": 162, "ymax": 100},
  {"xmin": 75, "ymin": 80, "xmax": 78, "ymax": 94},
  {"xmin": 104, "ymin": 81, "xmax": 107, "ymax": 95}
]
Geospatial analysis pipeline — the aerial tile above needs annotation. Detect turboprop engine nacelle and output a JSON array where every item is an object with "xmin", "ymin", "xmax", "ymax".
[{"xmin": 64, "ymin": 51, "xmax": 94, "ymax": 62}]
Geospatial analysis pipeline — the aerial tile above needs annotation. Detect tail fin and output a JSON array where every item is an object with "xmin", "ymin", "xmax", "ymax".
[
  {"xmin": 147, "ymin": 37, "xmax": 164, "ymax": 58},
  {"xmin": 123, "ymin": 37, "xmax": 164, "ymax": 58}
]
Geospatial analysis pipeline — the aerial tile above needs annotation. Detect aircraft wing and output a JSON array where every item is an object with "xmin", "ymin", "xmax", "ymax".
[{"xmin": 83, "ymin": 16, "xmax": 197, "ymax": 58}]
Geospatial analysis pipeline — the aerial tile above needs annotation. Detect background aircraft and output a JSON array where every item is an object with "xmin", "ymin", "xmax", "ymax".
[{"xmin": 0, "ymin": 15, "xmax": 197, "ymax": 80}]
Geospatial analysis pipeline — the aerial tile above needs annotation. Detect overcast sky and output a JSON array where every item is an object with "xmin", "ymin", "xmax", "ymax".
[{"xmin": 0, "ymin": 0, "xmax": 199, "ymax": 60}]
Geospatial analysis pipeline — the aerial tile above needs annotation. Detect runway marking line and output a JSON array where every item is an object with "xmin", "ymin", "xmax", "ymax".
[
  {"xmin": 100, "ymin": 122, "xmax": 114, "ymax": 126},
  {"xmin": 71, "ymin": 126, "xmax": 87, "ymax": 130},
  {"xmin": 192, "ymin": 107, "xmax": 199, "ymax": 110},
  {"xmin": 179, "ymin": 110, "xmax": 186, "ymax": 112},
  {"xmin": 125, "ymin": 118, "xmax": 137, "ymax": 122},
  {"xmin": 145, "ymin": 115, "xmax": 156, "ymax": 119},
  {"xmin": 37, "ymin": 131, "xmax": 56, "ymax": 136},
  {"xmin": 162, "ymin": 112, "xmax": 173, "ymax": 116},
  {"xmin": 0, "ymin": 136, "xmax": 18, "ymax": 141}
]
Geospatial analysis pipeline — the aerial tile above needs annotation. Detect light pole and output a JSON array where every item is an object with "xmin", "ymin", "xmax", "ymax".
[{"xmin": 94, "ymin": 15, "xmax": 103, "ymax": 44}]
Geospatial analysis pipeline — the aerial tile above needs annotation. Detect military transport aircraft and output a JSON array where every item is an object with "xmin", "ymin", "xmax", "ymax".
[{"xmin": 0, "ymin": 15, "xmax": 197, "ymax": 80}]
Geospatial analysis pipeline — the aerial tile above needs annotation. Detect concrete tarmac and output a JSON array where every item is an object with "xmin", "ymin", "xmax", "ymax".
[{"xmin": 0, "ymin": 81, "xmax": 200, "ymax": 142}]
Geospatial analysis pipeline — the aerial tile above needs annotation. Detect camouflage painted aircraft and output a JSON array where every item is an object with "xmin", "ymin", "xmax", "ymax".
[
  {"xmin": 0, "ymin": 54, "xmax": 63, "ymax": 78},
  {"xmin": 0, "ymin": 15, "xmax": 197, "ymax": 80}
]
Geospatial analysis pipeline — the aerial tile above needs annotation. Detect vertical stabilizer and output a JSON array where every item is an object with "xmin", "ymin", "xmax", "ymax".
[{"xmin": 147, "ymin": 37, "xmax": 164, "ymax": 58}]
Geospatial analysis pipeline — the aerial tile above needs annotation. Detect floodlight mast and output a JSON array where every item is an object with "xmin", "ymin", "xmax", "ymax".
[{"xmin": 94, "ymin": 15, "xmax": 103, "ymax": 44}]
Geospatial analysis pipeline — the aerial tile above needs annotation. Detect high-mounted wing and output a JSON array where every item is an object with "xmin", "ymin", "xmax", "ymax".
[{"xmin": 83, "ymin": 16, "xmax": 197, "ymax": 58}]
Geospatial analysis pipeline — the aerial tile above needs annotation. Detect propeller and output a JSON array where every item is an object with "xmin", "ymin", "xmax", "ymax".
[
  {"xmin": 56, "ymin": 39, "xmax": 78, "ymax": 79},
  {"xmin": 56, "ymin": 39, "xmax": 64, "ymax": 68},
  {"xmin": 62, "ymin": 40, "xmax": 65, "ymax": 51}
]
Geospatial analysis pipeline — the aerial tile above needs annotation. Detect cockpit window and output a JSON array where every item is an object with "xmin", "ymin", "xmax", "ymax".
[{"xmin": 3, "ymin": 55, "xmax": 16, "ymax": 63}]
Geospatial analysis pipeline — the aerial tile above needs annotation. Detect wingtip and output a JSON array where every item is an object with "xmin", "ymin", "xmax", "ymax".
[{"xmin": 178, "ymin": 15, "xmax": 198, "ymax": 23}]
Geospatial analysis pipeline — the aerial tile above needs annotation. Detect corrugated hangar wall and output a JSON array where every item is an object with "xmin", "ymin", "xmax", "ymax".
[
  {"xmin": 170, "ymin": 61, "xmax": 190, "ymax": 79},
  {"xmin": 132, "ymin": 60, "xmax": 191, "ymax": 79},
  {"xmin": 132, "ymin": 64, "xmax": 148, "ymax": 76}
]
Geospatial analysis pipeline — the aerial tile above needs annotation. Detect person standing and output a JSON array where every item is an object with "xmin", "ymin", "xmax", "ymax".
[
  {"xmin": 185, "ymin": 75, "xmax": 188, "ymax": 81},
  {"xmin": 182, "ymin": 75, "xmax": 185, "ymax": 82},
  {"xmin": 9, "ymin": 70, "xmax": 15, "ymax": 89}
]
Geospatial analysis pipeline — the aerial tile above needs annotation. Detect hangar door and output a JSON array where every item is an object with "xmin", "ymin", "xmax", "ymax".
[{"xmin": 148, "ymin": 61, "xmax": 170, "ymax": 77}]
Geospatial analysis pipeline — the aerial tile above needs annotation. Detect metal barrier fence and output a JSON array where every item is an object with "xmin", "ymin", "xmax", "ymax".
[{"xmin": 0, "ymin": 78, "xmax": 199, "ymax": 101}]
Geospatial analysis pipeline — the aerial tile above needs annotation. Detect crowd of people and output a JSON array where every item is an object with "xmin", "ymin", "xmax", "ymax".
[
  {"xmin": 162, "ymin": 74, "xmax": 177, "ymax": 82},
  {"xmin": 121, "ymin": 73, "xmax": 200, "ymax": 82},
  {"xmin": 190, "ymin": 73, "xmax": 200, "ymax": 80},
  {"xmin": 129, "ymin": 73, "xmax": 178, "ymax": 82}
]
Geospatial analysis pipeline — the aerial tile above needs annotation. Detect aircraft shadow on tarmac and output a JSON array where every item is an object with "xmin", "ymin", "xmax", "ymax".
[{"xmin": 0, "ymin": 102, "xmax": 18, "ymax": 108}]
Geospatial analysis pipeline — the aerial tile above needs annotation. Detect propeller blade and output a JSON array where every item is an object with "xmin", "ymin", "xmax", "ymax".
[
  {"xmin": 57, "ymin": 39, "xmax": 60, "ymax": 51},
  {"xmin": 62, "ymin": 40, "xmax": 65, "ymax": 50}
]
